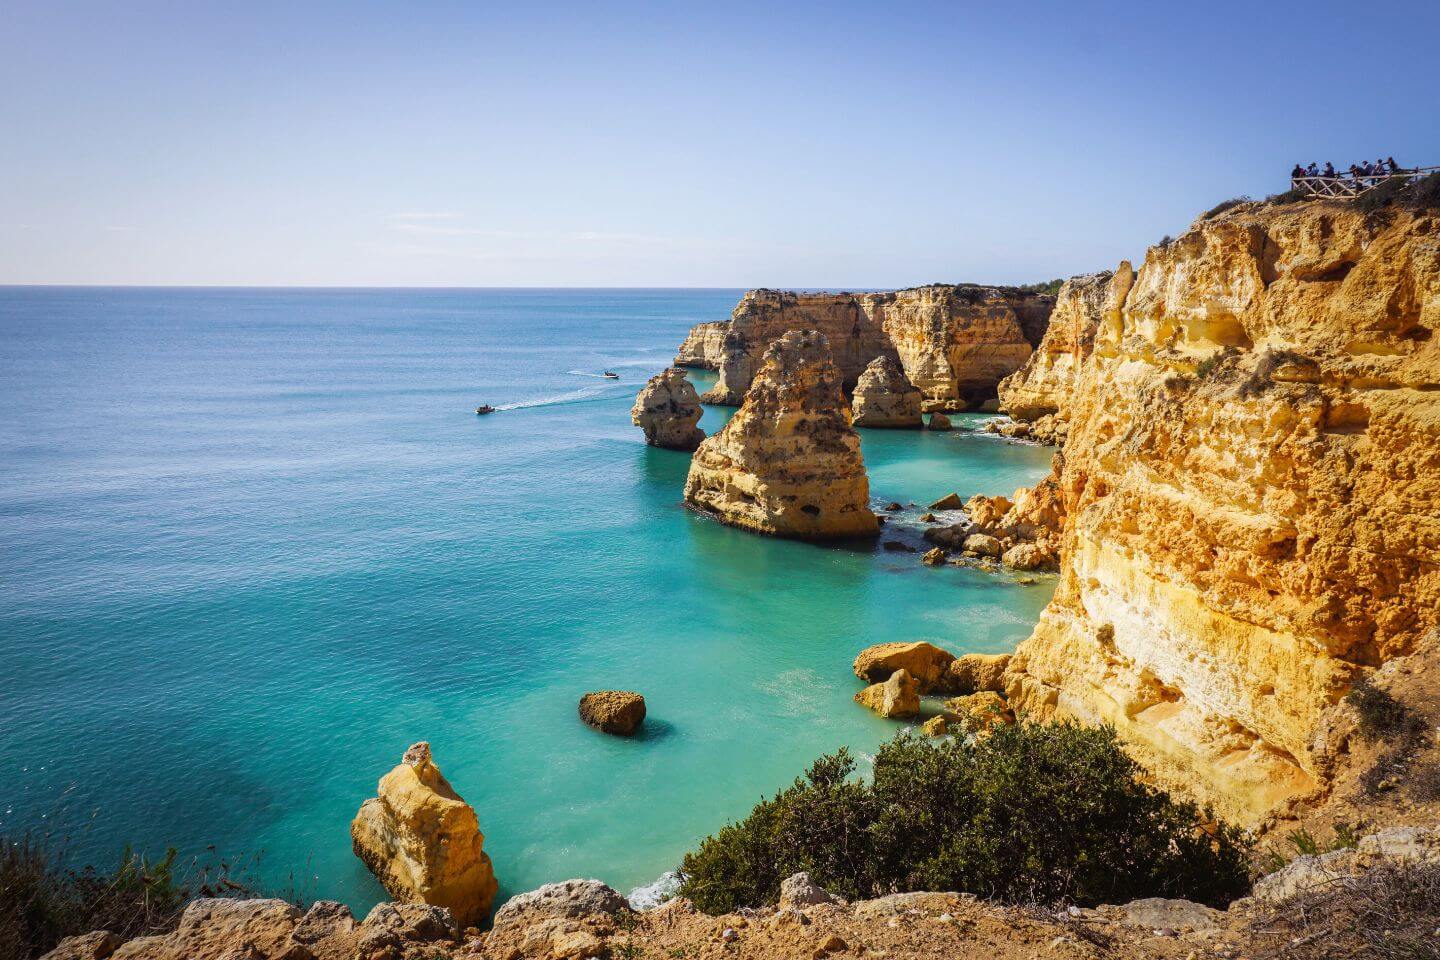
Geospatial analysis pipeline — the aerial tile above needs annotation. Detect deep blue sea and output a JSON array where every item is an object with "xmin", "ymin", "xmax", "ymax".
[{"xmin": 0, "ymin": 287, "xmax": 1054, "ymax": 910}]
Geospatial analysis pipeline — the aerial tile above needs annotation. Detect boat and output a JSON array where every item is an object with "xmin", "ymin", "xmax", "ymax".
[
  {"xmin": 602, "ymin": 371, "xmax": 619, "ymax": 379},
  {"xmin": 475, "ymin": 404, "xmax": 496, "ymax": 415}
]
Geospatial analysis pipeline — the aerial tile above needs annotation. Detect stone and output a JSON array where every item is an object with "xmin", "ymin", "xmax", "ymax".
[
  {"xmin": 945, "ymin": 691, "xmax": 1013, "ymax": 734},
  {"xmin": 40, "ymin": 932, "xmax": 122, "ymax": 960},
  {"xmin": 1100, "ymin": 898, "xmax": 1223, "ymax": 933},
  {"xmin": 922, "ymin": 523, "xmax": 970, "ymax": 550},
  {"xmin": 851, "ymin": 355, "xmax": 923, "ymax": 428},
  {"xmin": 350, "ymin": 742, "xmax": 498, "ymax": 928},
  {"xmin": 1000, "ymin": 542, "xmax": 1052, "ymax": 571},
  {"xmin": 578, "ymin": 691, "xmax": 646, "ymax": 736},
  {"xmin": 852, "ymin": 641, "xmax": 956, "ymax": 691},
  {"xmin": 684, "ymin": 330, "xmax": 879, "ymax": 539},
  {"xmin": 919, "ymin": 512, "xmax": 936, "ymax": 522},
  {"xmin": 855, "ymin": 669, "xmax": 921, "ymax": 719},
  {"xmin": 674, "ymin": 321, "xmax": 728, "ymax": 369},
  {"xmin": 926, "ymin": 412, "xmax": 952, "ymax": 430},
  {"xmin": 882, "ymin": 540, "xmax": 915, "ymax": 553},
  {"xmin": 492, "ymin": 879, "xmax": 632, "ymax": 930},
  {"xmin": 945, "ymin": 654, "xmax": 1010, "ymax": 693},
  {"xmin": 921, "ymin": 716, "xmax": 950, "ymax": 737},
  {"xmin": 630, "ymin": 367, "xmax": 705, "ymax": 451},
  {"xmin": 921, "ymin": 547, "xmax": 946, "ymax": 566},
  {"xmin": 929, "ymin": 493, "xmax": 964, "ymax": 511},
  {"xmin": 961, "ymin": 534, "xmax": 1002, "ymax": 558},
  {"xmin": 963, "ymin": 495, "xmax": 1012, "ymax": 532},
  {"xmin": 778, "ymin": 872, "xmax": 838, "ymax": 909}
]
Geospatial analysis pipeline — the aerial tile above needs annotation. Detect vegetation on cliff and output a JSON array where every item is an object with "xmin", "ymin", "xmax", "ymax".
[{"xmin": 677, "ymin": 723, "xmax": 1250, "ymax": 914}]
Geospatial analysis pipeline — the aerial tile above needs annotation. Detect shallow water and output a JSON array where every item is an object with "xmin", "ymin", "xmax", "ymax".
[{"xmin": 0, "ymin": 287, "xmax": 1055, "ymax": 909}]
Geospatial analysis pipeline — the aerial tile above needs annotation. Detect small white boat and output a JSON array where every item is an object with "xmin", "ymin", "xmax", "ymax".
[{"xmin": 602, "ymin": 371, "xmax": 619, "ymax": 379}]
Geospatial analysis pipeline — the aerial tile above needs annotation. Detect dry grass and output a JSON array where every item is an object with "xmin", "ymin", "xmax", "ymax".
[{"xmin": 1247, "ymin": 862, "xmax": 1440, "ymax": 959}]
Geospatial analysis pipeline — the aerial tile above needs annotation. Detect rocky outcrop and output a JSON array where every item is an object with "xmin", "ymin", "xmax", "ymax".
[
  {"xmin": 684, "ymin": 330, "xmax": 879, "ymax": 539},
  {"xmin": 578, "ymin": 691, "xmax": 646, "ymax": 735},
  {"xmin": 851, "ymin": 355, "xmax": 923, "ymax": 427},
  {"xmin": 1002, "ymin": 200, "xmax": 1440, "ymax": 824},
  {"xmin": 630, "ymin": 368, "xmax": 705, "ymax": 450},
  {"xmin": 853, "ymin": 640, "xmax": 955, "ymax": 691},
  {"xmin": 674, "ymin": 321, "xmax": 728, "ymax": 369},
  {"xmin": 491, "ymin": 880, "xmax": 631, "ymax": 930},
  {"xmin": 854, "ymin": 668, "xmax": 920, "ymax": 718},
  {"xmin": 351, "ymin": 743, "xmax": 498, "ymax": 928},
  {"xmin": 688, "ymin": 286, "xmax": 1052, "ymax": 409}
]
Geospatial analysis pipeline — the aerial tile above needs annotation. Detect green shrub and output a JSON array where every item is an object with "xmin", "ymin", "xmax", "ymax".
[
  {"xmin": 0, "ymin": 834, "xmax": 266, "ymax": 960},
  {"xmin": 1017, "ymin": 279, "xmax": 1065, "ymax": 296},
  {"xmin": 1264, "ymin": 188, "xmax": 1309, "ymax": 206},
  {"xmin": 1203, "ymin": 197, "xmax": 1251, "ymax": 220},
  {"xmin": 677, "ymin": 724, "xmax": 1251, "ymax": 913},
  {"xmin": 1347, "ymin": 679, "xmax": 1411, "ymax": 739}
]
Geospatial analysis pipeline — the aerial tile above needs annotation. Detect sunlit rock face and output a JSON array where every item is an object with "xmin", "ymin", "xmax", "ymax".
[
  {"xmin": 684, "ymin": 330, "xmax": 879, "ymax": 540},
  {"xmin": 674, "ymin": 321, "xmax": 728, "ymax": 369},
  {"xmin": 1002, "ymin": 200, "xmax": 1440, "ymax": 824},
  {"xmin": 631, "ymin": 367, "xmax": 705, "ymax": 451},
  {"xmin": 691, "ymin": 286, "xmax": 1052, "ymax": 410},
  {"xmin": 851, "ymin": 355, "xmax": 923, "ymax": 428}
]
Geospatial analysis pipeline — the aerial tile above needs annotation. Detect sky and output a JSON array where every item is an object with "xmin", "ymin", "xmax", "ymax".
[{"xmin": 1, "ymin": 0, "xmax": 1437, "ymax": 287}]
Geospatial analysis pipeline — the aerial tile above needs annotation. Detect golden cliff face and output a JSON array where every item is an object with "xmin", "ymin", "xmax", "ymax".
[
  {"xmin": 674, "ymin": 320, "xmax": 728, "ymax": 369},
  {"xmin": 1003, "ymin": 200, "xmax": 1440, "ymax": 824},
  {"xmin": 695, "ymin": 286, "xmax": 1052, "ymax": 408},
  {"xmin": 684, "ymin": 330, "xmax": 879, "ymax": 539}
]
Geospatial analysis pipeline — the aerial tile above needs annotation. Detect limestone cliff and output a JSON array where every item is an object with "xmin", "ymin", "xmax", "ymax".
[
  {"xmin": 351, "ymin": 742, "xmax": 498, "ymax": 928},
  {"xmin": 684, "ymin": 330, "xmax": 879, "ymax": 539},
  {"xmin": 851, "ymin": 355, "xmax": 923, "ymax": 428},
  {"xmin": 1001, "ymin": 199, "xmax": 1440, "ymax": 824},
  {"xmin": 691, "ymin": 286, "xmax": 1052, "ymax": 409},
  {"xmin": 631, "ymin": 367, "xmax": 705, "ymax": 450},
  {"xmin": 674, "ymin": 321, "xmax": 728, "ymax": 369}
]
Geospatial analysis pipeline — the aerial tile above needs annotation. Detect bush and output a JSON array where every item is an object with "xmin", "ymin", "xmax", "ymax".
[
  {"xmin": 1017, "ymin": 279, "xmax": 1065, "ymax": 297},
  {"xmin": 1203, "ymin": 196, "xmax": 1250, "ymax": 220},
  {"xmin": 677, "ymin": 724, "xmax": 1251, "ymax": 914},
  {"xmin": 0, "ymin": 834, "xmax": 264, "ymax": 960},
  {"xmin": 1347, "ymin": 679, "xmax": 1413, "ymax": 739},
  {"xmin": 1248, "ymin": 862, "xmax": 1440, "ymax": 960}
]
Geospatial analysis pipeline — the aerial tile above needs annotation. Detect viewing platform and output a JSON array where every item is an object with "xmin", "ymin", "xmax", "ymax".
[{"xmin": 1292, "ymin": 165, "xmax": 1439, "ymax": 199}]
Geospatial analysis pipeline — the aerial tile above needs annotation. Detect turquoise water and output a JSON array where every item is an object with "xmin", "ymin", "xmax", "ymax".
[{"xmin": 0, "ymin": 287, "xmax": 1054, "ymax": 910}]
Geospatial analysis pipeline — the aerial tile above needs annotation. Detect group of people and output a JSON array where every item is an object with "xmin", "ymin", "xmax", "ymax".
[{"xmin": 1291, "ymin": 157, "xmax": 1404, "ymax": 185}]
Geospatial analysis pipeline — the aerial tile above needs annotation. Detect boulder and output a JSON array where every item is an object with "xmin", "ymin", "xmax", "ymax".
[
  {"xmin": 855, "ymin": 669, "xmax": 921, "ymax": 719},
  {"xmin": 684, "ymin": 330, "xmax": 879, "ymax": 539},
  {"xmin": 921, "ymin": 547, "xmax": 946, "ymax": 566},
  {"xmin": 921, "ymin": 716, "xmax": 950, "ymax": 737},
  {"xmin": 40, "ymin": 932, "xmax": 121, "ymax": 960},
  {"xmin": 778, "ymin": 872, "xmax": 838, "ymax": 909},
  {"xmin": 578, "ymin": 691, "xmax": 646, "ymax": 736},
  {"xmin": 962, "ymin": 534, "xmax": 1003, "ymax": 558},
  {"xmin": 922, "ymin": 523, "xmax": 970, "ymax": 550},
  {"xmin": 963, "ymin": 495, "xmax": 1012, "ymax": 532},
  {"xmin": 929, "ymin": 493, "xmax": 964, "ymax": 511},
  {"xmin": 108, "ymin": 899, "xmax": 307, "ymax": 960},
  {"xmin": 630, "ymin": 367, "xmax": 705, "ymax": 451},
  {"xmin": 852, "ymin": 641, "xmax": 956, "ymax": 691},
  {"xmin": 1098, "ymin": 898, "xmax": 1222, "ymax": 933},
  {"xmin": 1001, "ymin": 543, "xmax": 1052, "ymax": 570},
  {"xmin": 492, "ymin": 879, "xmax": 631, "ymax": 930},
  {"xmin": 945, "ymin": 691, "xmax": 1013, "ymax": 734},
  {"xmin": 945, "ymin": 653, "xmax": 1010, "ymax": 694},
  {"xmin": 350, "ymin": 742, "xmax": 498, "ymax": 928},
  {"xmin": 354, "ymin": 902, "xmax": 459, "ymax": 958},
  {"xmin": 926, "ymin": 412, "xmax": 952, "ymax": 431},
  {"xmin": 851, "ymin": 355, "xmax": 923, "ymax": 428}
]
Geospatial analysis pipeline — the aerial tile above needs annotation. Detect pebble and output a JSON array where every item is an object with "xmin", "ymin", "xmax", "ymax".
[{"xmin": 721, "ymin": 927, "xmax": 738, "ymax": 942}]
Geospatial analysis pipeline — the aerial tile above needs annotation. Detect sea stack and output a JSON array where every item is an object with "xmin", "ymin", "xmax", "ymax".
[
  {"xmin": 851, "ymin": 355, "xmax": 923, "ymax": 428},
  {"xmin": 630, "ymin": 367, "xmax": 705, "ymax": 451},
  {"xmin": 684, "ymin": 330, "xmax": 880, "ymax": 539},
  {"xmin": 350, "ymin": 742, "xmax": 498, "ymax": 928}
]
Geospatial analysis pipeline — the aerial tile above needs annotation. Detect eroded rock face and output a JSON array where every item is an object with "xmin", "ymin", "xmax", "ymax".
[
  {"xmin": 351, "ymin": 743, "xmax": 498, "ymax": 928},
  {"xmin": 674, "ymin": 321, "xmax": 728, "ymax": 369},
  {"xmin": 1002, "ymin": 200, "xmax": 1440, "ymax": 824},
  {"xmin": 851, "ymin": 356, "xmax": 923, "ymax": 428},
  {"xmin": 684, "ymin": 330, "xmax": 879, "ymax": 539},
  {"xmin": 491, "ymin": 879, "xmax": 631, "ymax": 930},
  {"xmin": 689, "ymin": 286, "xmax": 1051, "ymax": 409},
  {"xmin": 630, "ymin": 368, "xmax": 705, "ymax": 451}
]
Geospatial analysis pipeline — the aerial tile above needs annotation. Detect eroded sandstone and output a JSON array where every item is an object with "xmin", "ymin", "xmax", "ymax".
[
  {"xmin": 630, "ymin": 367, "xmax": 705, "ymax": 451},
  {"xmin": 851, "ymin": 355, "xmax": 923, "ymax": 428}
]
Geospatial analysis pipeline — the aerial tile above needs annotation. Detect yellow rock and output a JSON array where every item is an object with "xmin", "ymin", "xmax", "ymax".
[
  {"xmin": 1001, "ymin": 199, "xmax": 1440, "ymax": 824},
  {"xmin": 351, "ymin": 742, "xmax": 498, "ymax": 928},
  {"xmin": 855, "ymin": 669, "xmax": 921, "ymax": 719},
  {"xmin": 945, "ymin": 691, "xmax": 1013, "ymax": 735},
  {"xmin": 684, "ymin": 330, "xmax": 879, "ymax": 539},
  {"xmin": 921, "ymin": 715, "xmax": 950, "ymax": 737},
  {"xmin": 853, "ymin": 640, "xmax": 956, "ymax": 691},
  {"xmin": 945, "ymin": 653, "xmax": 1010, "ymax": 694}
]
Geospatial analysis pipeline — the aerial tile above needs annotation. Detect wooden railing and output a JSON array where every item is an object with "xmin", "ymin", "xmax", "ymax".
[{"xmin": 1291, "ymin": 165, "xmax": 1440, "ymax": 199}]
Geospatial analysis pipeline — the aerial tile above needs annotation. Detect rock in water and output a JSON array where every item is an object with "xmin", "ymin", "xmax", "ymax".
[
  {"xmin": 350, "ymin": 742, "xmax": 498, "ymax": 928},
  {"xmin": 630, "ymin": 367, "xmax": 705, "ymax": 451},
  {"xmin": 854, "ymin": 669, "xmax": 921, "ymax": 718},
  {"xmin": 673, "ymin": 321, "xmax": 728, "ymax": 369},
  {"xmin": 683, "ymin": 330, "xmax": 880, "ymax": 539},
  {"xmin": 578, "ymin": 691, "xmax": 646, "ymax": 735},
  {"xmin": 926, "ymin": 412, "xmax": 952, "ymax": 431},
  {"xmin": 851, "ymin": 356, "xmax": 923, "ymax": 428},
  {"xmin": 853, "ymin": 640, "xmax": 956, "ymax": 691}
]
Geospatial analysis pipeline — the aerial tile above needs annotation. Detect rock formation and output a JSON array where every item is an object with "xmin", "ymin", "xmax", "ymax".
[
  {"xmin": 578, "ymin": 691, "xmax": 646, "ymax": 735},
  {"xmin": 673, "ymin": 321, "xmax": 728, "ymax": 369},
  {"xmin": 683, "ymin": 330, "xmax": 879, "ymax": 539},
  {"xmin": 854, "ymin": 668, "xmax": 920, "ymax": 718},
  {"xmin": 688, "ymin": 286, "xmax": 1052, "ymax": 409},
  {"xmin": 1000, "ymin": 199, "xmax": 1440, "ymax": 824},
  {"xmin": 926, "ymin": 412, "xmax": 952, "ymax": 430},
  {"xmin": 351, "ymin": 743, "xmax": 498, "ymax": 928},
  {"xmin": 851, "ymin": 355, "xmax": 923, "ymax": 427},
  {"xmin": 630, "ymin": 368, "xmax": 705, "ymax": 450},
  {"xmin": 853, "ymin": 640, "xmax": 956, "ymax": 692}
]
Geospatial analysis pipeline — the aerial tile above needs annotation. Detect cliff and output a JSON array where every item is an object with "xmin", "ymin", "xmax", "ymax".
[
  {"xmin": 1001, "ymin": 199, "xmax": 1440, "ymax": 824},
  {"xmin": 692, "ymin": 286, "xmax": 1053, "ymax": 409},
  {"xmin": 684, "ymin": 330, "xmax": 879, "ymax": 539},
  {"xmin": 674, "ymin": 320, "xmax": 728, "ymax": 369}
]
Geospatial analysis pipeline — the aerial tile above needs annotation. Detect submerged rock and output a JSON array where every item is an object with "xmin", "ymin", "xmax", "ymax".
[
  {"xmin": 630, "ymin": 367, "xmax": 705, "ymax": 451},
  {"xmin": 926, "ymin": 412, "xmax": 952, "ymax": 431},
  {"xmin": 683, "ymin": 330, "xmax": 879, "ymax": 539},
  {"xmin": 350, "ymin": 742, "xmax": 498, "ymax": 928},
  {"xmin": 578, "ymin": 691, "xmax": 646, "ymax": 735},
  {"xmin": 851, "ymin": 356, "xmax": 923, "ymax": 428},
  {"xmin": 854, "ymin": 669, "xmax": 921, "ymax": 718}
]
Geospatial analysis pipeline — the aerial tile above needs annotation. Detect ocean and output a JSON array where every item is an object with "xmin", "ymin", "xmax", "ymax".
[{"xmin": 0, "ymin": 287, "xmax": 1055, "ymax": 910}]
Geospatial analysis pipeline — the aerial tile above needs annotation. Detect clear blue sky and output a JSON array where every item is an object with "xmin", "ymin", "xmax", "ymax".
[{"xmin": 2, "ymin": 0, "xmax": 1436, "ymax": 287}]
